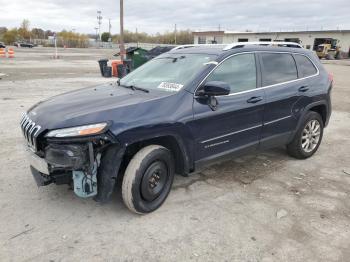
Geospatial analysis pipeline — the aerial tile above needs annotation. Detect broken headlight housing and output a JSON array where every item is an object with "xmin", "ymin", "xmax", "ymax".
[{"xmin": 45, "ymin": 123, "xmax": 108, "ymax": 138}]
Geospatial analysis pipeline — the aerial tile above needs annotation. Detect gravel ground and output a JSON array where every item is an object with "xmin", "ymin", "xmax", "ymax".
[{"xmin": 0, "ymin": 47, "xmax": 350, "ymax": 262}]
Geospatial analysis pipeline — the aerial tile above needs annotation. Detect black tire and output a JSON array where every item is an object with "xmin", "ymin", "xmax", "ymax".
[
  {"xmin": 122, "ymin": 145, "xmax": 175, "ymax": 214},
  {"xmin": 287, "ymin": 111, "xmax": 324, "ymax": 159}
]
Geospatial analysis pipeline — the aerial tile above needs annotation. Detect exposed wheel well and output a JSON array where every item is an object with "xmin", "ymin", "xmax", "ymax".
[
  {"xmin": 121, "ymin": 136, "xmax": 186, "ymax": 176},
  {"xmin": 309, "ymin": 104, "xmax": 327, "ymax": 125}
]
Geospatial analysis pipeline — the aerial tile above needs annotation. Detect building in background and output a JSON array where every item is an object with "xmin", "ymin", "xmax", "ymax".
[{"xmin": 193, "ymin": 30, "xmax": 350, "ymax": 53}]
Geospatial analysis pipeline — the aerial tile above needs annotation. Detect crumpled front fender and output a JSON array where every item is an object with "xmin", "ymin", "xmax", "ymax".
[{"xmin": 94, "ymin": 144, "xmax": 125, "ymax": 203}]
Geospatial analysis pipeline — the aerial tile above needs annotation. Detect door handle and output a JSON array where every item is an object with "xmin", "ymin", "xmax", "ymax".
[
  {"xmin": 298, "ymin": 85, "xmax": 309, "ymax": 92},
  {"xmin": 247, "ymin": 96, "xmax": 263, "ymax": 103}
]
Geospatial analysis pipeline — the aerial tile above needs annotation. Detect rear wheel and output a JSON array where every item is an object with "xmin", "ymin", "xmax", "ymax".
[
  {"xmin": 122, "ymin": 145, "xmax": 175, "ymax": 214},
  {"xmin": 287, "ymin": 111, "xmax": 324, "ymax": 159}
]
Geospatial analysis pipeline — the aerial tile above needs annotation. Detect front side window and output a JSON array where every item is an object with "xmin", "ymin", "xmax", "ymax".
[
  {"xmin": 120, "ymin": 54, "xmax": 216, "ymax": 92},
  {"xmin": 261, "ymin": 53, "xmax": 298, "ymax": 86},
  {"xmin": 294, "ymin": 54, "xmax": 318, "ymax": 78},
  {"xmin": 205, "ymin": 53, "xmax": 257, "ymax": 94}
]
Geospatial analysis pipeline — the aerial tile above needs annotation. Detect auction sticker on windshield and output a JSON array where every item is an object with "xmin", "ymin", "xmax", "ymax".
[{"xmin": 157, "ymin": 82, "xmax": 184, "ymax": 92}]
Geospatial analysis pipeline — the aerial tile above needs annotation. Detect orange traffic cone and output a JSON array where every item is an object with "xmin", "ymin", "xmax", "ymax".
[
  {"xmin": 7, "ymin": 48, "xmax": 14, "ymax": 58},
  {"xmin": 0, "ymin": 48, "xmax": 6, "ymax": 58}
]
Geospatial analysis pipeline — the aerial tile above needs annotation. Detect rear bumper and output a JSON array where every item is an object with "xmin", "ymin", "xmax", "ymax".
[
  {"xmin": 325, "ymin": 95, "xmax": 332, "ymax": 127},
  {"xmin": 325, "ymin": 83, "xmax": 333, "ymax": 127}
]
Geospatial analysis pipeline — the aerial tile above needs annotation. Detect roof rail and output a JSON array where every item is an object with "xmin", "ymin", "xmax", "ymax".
[
  {"xmin": 170, "ymin": 42, "xmax": 303, "ymax": 52},
  {"xmin": 223, "ymin": 41, "xmax": 303, "ymax": 50},
  {"xmin": 171, "ymin": 44, "xmax": 227, "ymax": 51}
]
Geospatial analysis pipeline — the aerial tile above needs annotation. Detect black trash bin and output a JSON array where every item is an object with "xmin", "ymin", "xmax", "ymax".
[
  {"xmin": 117, "ymin": 64, "xmax": 127, "ymax": 78},
  {"xmin": 123, "ymin": 59, "xmax": 132, "ymax": 73},
  {"xmin": 103, "ymin": 66, "xmax": 112, "ymax": 78},
  {"xmin": 98, "ymin": 59, "xmax": 109, "ymax": 76}
]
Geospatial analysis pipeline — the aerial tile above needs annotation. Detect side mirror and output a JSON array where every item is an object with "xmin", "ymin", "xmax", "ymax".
[{"xmin": 197, "ymin": 81, "xmax": 230, "ymax": 97}]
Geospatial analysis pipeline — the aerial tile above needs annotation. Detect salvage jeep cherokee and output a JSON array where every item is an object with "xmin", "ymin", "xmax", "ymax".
[{"xmin": 20, "ymin": 42, "xmax": 332, "ymax": 214}]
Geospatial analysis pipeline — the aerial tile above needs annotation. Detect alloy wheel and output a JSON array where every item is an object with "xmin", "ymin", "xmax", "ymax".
[{"xmin": 301, "ymin": 119, "xmax": 321, "ymax": 153}]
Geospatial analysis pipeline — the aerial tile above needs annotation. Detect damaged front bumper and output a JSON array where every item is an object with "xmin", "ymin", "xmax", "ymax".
[
  {"xmin": 25, "ymin": 146, "xmax": 50, "ymax": 176},
  {"xmin": 26, "ymin": 133, "xmax": 124, "ymax": 203},
  {"xmin": 26, "ymin": 142, "xmax": 91, "ymax": 186}
]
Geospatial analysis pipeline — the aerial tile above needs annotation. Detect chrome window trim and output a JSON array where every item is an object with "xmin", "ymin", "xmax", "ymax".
[{"xmin": 194, "ymin": 51, "xmax": 320, "ymax": 98}]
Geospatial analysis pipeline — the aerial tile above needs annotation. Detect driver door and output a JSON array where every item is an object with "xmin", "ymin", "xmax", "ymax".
[{"xmin": 191, "ymin": 53, "xmax": 265, "ymax": 163}]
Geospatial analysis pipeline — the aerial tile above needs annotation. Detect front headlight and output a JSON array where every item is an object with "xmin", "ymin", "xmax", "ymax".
[{"xmin": 46, "ymin": 123, "xmax": 108, "ymax": 138}]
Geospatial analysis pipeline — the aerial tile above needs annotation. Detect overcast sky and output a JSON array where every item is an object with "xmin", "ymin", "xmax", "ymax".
[{"xmin": 1, "ymin": 0, "xmax": 350, "ymax": 34}]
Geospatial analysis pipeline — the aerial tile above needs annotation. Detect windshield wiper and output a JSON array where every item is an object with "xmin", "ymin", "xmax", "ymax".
[
  {"xmin": 159, "ymin": 55, "xmax": 186, "ymax": 63},
  {"xmin": 119, "ymin": 84, "xmax": 150, "ymax": 93}
]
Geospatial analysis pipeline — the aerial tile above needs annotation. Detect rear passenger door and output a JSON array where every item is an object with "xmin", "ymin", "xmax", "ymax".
[{"xmin": 259, "ymin": 52, "xmax": 300, "ymax": 148}]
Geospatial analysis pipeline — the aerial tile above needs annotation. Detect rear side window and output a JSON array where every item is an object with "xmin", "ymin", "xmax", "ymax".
[
  {"xmin": 294, "ymin": 54, "xmax": 318, "ymax": 78},
  {"xmin": 260, "ymin": 53, "xmax": 297, "ymax": 86}
]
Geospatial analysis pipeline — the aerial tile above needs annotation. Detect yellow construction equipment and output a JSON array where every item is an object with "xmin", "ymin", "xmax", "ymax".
[{"xmin": 316, "ymin": 39, "xmax": 340, "ymax": 59}]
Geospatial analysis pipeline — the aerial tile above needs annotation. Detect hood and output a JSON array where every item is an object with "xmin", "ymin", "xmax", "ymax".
[{"xmin": 28, "ymin": 82, "xmax": 176, "ymax": 131}]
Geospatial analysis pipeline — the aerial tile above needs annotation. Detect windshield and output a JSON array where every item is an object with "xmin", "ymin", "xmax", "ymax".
[{"xmin": 120, "ymin": 54, "xmax": 216, "ymax": 92}]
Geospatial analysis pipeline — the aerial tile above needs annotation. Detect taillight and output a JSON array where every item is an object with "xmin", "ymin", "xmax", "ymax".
[{"xmin": 328, "ymin": 73, "xmax": 334, "ymax": 83}]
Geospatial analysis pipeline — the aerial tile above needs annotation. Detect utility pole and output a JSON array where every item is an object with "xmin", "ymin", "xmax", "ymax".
[
  {"xmin": 97, "ymin": 11, "xmax": 102, "ymax": 41},
  {"xmin": 174, "ymin": 24, "xmax": 177, "ymax": 45},
  {"xmin": 109, "ymin": 18, "xmax": 112, "ymax": 42},
  {"xmin": 94, "ymin": 27, "xmax": 98, "ymax": 42},
  {"xmin": 53, "ymin": 32, "xmax": 58, "ymax": 59},
  {"xmin": 119, "ymin": 0, "xmax": 125, "ymax": 61},
  {"xmin": 136, "ymin": 27, "xmax": 138, "ymax": 47}
]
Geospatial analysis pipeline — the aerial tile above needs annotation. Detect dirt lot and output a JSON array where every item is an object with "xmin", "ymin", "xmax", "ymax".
[{"xmin": 0, "ymin": 47, "xmax": 350, "ymax": 262}]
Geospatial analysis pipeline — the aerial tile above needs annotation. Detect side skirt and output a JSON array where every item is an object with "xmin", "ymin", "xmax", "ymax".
[{"xmin": 194, "ymin": 141, "xmax": 258, "ymax": 172}]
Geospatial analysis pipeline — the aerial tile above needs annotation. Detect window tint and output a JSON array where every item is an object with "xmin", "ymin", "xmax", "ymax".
[
  {"xmin": 261, "ymin": 53, "xmax": 297, "ymax": 86},
  {"xmin": 206, "ymin": 53, "xmax": 256, "ymax": 94},
  {"xmin": 294, "ymin": 54, "xmax": 317, "ymax": 78}
]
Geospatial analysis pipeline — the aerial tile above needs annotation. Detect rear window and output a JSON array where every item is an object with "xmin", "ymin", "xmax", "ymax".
[
  {"xmin": 294, "ymin": 54, "xmax": 318, "ymax": 78},
  {"xmin": 261, "ymin": 53, "xmax": 298, "ymax": 86}
]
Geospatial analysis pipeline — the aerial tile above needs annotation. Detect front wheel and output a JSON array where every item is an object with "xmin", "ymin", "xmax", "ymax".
[
  {"xmin": 287, "ymin": 111, "xmax": 324, "ymax": 159},
  {"xmin": 122, "ymin": 145, "xmax": 175, "ymax": 214}
]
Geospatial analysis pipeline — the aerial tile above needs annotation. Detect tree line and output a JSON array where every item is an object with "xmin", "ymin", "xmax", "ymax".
[
  {"xmin": 0, "ymin": 19, "xmax": 194, "ymax": 47},
  {"xmin": 101, "ymin": 30, "xmax": 193, "ymax": 45}
]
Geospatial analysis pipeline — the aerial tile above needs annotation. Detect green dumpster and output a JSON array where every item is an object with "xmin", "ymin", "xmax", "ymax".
[{"xmin": 125, "ymin": 47, "xmax": 149, "ymax": 69}]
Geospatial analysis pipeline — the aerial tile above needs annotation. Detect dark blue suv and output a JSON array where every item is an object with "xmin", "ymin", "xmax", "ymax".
[{"xmin": 20, "ymin": 43, "xmax": 332, "ymax": 214}]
